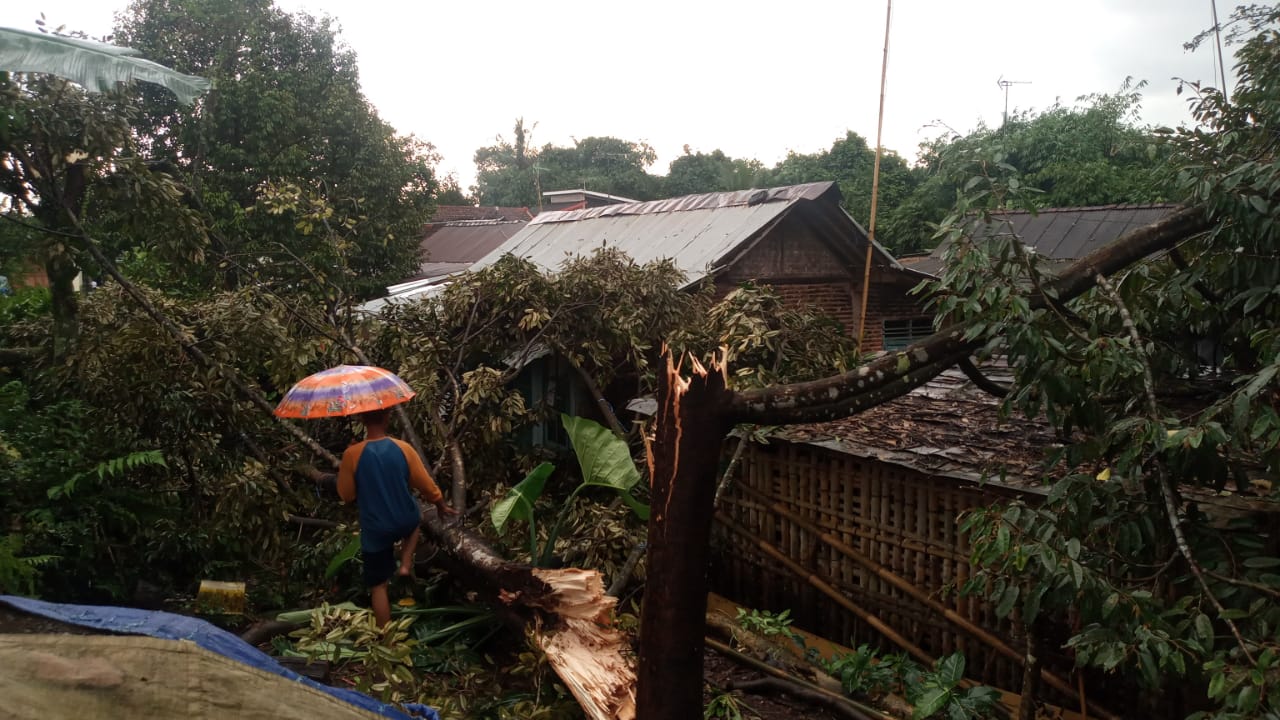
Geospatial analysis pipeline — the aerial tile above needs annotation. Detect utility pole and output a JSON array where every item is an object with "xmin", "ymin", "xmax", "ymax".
[{"xmin": 997, "ymin": 76, "xmax": 1031, "ymax": 125}]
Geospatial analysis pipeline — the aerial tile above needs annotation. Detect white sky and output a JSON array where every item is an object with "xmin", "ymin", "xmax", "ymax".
[{"xmin": 3, "ymin": 1, "xmax": 1232, "ymax": 192}]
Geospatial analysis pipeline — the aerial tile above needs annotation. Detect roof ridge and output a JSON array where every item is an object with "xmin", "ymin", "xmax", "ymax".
[
  {"xmin": 531, "ymin": 181, "xmax": 838, "ymax": 225},
  {"xmin": 988, "ymin": 202, "xmax": 1181, "ymax": 216}
]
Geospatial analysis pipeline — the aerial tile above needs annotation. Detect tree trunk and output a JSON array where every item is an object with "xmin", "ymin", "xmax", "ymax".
[
  {"xmin": 417, "ymin": 509, "xmax": 636, "ymax": 719},
  {"xmin": 637, "ymin": 353, "xmax": 734, "ymax": 720},
  {"xmin": 45, "ymin": 252, "xmax": 79, "ymax": 357},
  {"xmin": 1018, "ymin": 626, "xmax": 1039, "ymax": 720}
]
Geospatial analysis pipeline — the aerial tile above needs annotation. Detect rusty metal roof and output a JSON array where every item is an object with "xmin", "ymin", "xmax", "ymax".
[
  {"xmin": 911, "ymin": 204, "xmax": 1180, "ymax": 277},
  {"xmin": 414, "ymin": 219, "xmax": 527, "ymax": 281},
  {"xmin": 774, "ymin": 363, "xmax": 1062, "ymax": 493},
  {"xmin": 773, "ymin": 362, "xmax": 1274, "ymax": 510},
  {"xmin": 471, "ymin": 182, "xmax": 903, "ymax": 284}
]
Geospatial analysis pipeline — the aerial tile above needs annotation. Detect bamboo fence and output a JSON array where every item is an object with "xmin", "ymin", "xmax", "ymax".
[{"xmin": 711, "ymin": 439, "xmax": 1045, "ymax": 694}]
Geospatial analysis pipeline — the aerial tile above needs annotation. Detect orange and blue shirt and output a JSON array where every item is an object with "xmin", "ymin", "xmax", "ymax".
[{"xmin": 337, "ymin": 437, "xmax": 443, "ymax": 551}]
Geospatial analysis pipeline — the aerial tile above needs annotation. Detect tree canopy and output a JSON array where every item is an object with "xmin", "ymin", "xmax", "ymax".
[
  {"xmin": 113, "ymin": 0, "xmax": 440, "ymax": 299},
  {"xmin": 473, "ymin": 121, "xmax": 661, "ymax": 207}
]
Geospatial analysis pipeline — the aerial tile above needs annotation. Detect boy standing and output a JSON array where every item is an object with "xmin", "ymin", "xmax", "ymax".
[{"xmin": 337, "ymin": 408, "xmax": 457, "ymax": 626}]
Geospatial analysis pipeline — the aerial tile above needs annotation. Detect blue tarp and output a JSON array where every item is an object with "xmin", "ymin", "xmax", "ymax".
[{"xmin": 0, "ymin": 595, "xmax": 438, "ymax": 720}]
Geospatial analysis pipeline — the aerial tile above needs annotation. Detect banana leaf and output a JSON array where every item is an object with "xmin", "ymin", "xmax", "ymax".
[{"xmin": 0, "ymin": 26, "xmax": 211, "ymax": 104}]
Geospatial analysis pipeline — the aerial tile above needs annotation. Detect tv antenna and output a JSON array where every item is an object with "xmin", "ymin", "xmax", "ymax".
[{"xmin": 997, "ymin": 76, "xmax": 1031, "ymax": 125}]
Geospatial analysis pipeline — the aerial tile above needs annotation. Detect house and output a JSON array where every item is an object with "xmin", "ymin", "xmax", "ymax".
[
  {"xmin": 539, "ymin": 189, "xmax": 637, "ymax": 214},
  {"xmin": 415, "ymin": 205, "xmax": 532, "ymax": 281},
  {"xmin": 473, "ymin": 181, "xmax": 932, "ymax": 352},
  {"xmin": 712, "ymin": 364, "xmax": 1050, "ymax": 690},
  {"xmin": 360, "ymin": 205, "xmax": 532, "ymax": 313},
  {"xmin": 904, "ymin": 203, "xmax": 1229, "ymax": 361}
]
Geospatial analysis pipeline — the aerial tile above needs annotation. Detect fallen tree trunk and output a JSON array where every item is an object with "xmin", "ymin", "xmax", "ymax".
[{"xmin": 414, "ymin": 508, "xmax": 636, "ymax": 720}]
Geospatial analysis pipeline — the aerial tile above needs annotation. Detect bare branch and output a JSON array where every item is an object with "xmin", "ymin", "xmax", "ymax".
[{"xmin": 1095, "ymin": 273, "xmax": 1256, "ymax": 664}]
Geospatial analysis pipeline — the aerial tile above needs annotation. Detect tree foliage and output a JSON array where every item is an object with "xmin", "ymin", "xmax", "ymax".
[
  {"xmin": 664, "ymin": 147, "xmax": 766, "ymax": 197},
  {"xmin": 925, "ymin": 10, "xmax": 1280, "ymax": 717},
  {"xmin": 113, "ymin": 0, "xmax": 439, "ymax": 299},
  {"xmin": 473, "ymin": 121, "xmax": 661, "ymax": 207}
]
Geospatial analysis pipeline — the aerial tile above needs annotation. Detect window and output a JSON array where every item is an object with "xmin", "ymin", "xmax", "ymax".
[{"xmin": 882, "ymin": 317, "xmax": 933, "ymax": 351}]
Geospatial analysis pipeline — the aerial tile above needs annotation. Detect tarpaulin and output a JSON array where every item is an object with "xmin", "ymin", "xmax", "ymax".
[{"xmin": 0, "ymin": 595, "xmax": 438, "ymax": 720}]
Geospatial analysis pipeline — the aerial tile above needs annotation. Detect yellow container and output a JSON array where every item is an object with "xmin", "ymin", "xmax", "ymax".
[{"xmin": 196, "ymin": 580, "xmax": 247, "ymax": 615}]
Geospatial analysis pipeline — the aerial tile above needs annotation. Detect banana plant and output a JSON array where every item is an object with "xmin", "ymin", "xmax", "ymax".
[
  {"xmin": 490, "ymin": 461, "xmax": 555, "ymax": 563},
  {"xmin": 491, "ymin": 414, "xmax": 649, "ymax": 566}
]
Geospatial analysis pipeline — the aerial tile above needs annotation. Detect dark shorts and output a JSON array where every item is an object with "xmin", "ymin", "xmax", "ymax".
[
  {"xmin": 361, "ymin": 516, "xmax": 420, "ymax": 587},
  {"xmin": 362, "ymin": 547, "xmax": 399, "ymax": 588}
]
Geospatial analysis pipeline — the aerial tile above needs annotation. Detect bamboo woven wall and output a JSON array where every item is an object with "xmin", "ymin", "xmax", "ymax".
[{"xmin": 711, "ymin": 439, "xmax": 1032, "ymax": 692}]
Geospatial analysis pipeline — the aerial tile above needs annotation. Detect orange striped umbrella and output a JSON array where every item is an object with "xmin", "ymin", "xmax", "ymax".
[{"xmin": 274, "ymin": 365, "xmax": 415, "ymax": 419}]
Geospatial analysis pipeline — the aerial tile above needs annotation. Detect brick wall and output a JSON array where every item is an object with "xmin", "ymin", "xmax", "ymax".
[
  {"xmin": 10, "ymin": 264, "xmax": 49, "ymax": 289},
  {"xmin": 721, "ymin": 228, "xmax": 850, "ymax": 283},
  {"xmin": 769, "ymin": 282, "xmax": 857, "ymax": 333},
  {"xmin": 857, "ymin": 277, "xmax": 931, "ymax": 352},
  {"xmin": 714, "ymin": 222, "xmax": 931, "ymax": 353},
  {"xmin": 714, "ymin": 272, "xmax": 928, "ymax": 353}
]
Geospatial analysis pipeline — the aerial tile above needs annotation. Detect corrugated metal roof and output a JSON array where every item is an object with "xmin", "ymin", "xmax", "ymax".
[
  {"xmin": 359, "ymin": 276, "xmax": 453, "ymax": 314},
  {"xmin": 541, "ymin": 189, "xmax": 637, "ymax": 203},
  {"xmin": 472, "ymin": 182, "xmax": 899, "ymax": 285},
  {"xmin": 771, "ymin": 363, "xmax": 1058, "ymax": 492},
  {"xmin": 415, "ymin": 220, "xmax": 526, "ymax": 280},
  {"xmin": 911, "ymin": 204, "xmax": 1180, "ymax": 276}
]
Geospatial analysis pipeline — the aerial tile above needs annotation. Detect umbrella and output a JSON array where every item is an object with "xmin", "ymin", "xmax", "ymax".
[{"xmin": 274, "ymin": 365, "xmax": 415, "ymax": 419}]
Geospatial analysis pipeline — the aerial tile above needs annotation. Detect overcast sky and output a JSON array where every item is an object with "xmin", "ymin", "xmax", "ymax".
[{"xmin": 3, "ymin": 1, "xmax": 1234, "ymax": 192}]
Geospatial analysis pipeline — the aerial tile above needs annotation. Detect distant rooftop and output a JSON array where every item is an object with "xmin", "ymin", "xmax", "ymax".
[
  {"xmin": 472, "ymin": 182, "xmax": 905, "ymax": 286},
  {"xmin": 911, "ymin": 204, "xmax": 1181, "ymax": 276}
]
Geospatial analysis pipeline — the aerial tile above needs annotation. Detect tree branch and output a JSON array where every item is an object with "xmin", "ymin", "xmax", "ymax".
[
  {"xmin": 1095, "ymin": 273, "xmax": 1255, "ymax": 664},
  {"xmin": 958, "ymin": 357, "xmax": 1010, "ymax": 398},
  {"xmin": 729, "ymin": 205, "xmax": 1213, "ymax": 425},
  {"xmin": 556, "ymin": 345, "xmax": 627, "ymax": 438},
  {"xmin": 56, "ymin": 209, "xmax": 340, "ymax": 468}
]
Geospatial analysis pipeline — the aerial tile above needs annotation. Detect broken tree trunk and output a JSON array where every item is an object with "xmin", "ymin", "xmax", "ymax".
[
  {"xmin": 636, "ymin": 352, "xmax": 734, "ymax": 720},
  {"xmin": 637, "ymin": 206, "xmax": 1212, "ymax": 719},
  {"xmin": 415, "ymin": 508, "xmax": 636, "ymax": 720}
]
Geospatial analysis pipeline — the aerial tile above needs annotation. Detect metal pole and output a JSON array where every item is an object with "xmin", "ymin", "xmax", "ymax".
[
  {"xmin": 1210, "ymin": 0, "xmax": 1229, "ymax": 104},
  {"xmin": 856, "ymin": 0, "xmax": 892, "ymax": 352}
]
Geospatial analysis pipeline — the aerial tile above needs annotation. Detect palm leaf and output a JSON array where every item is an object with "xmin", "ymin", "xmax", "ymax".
[{"xmin": 0, "ymin": 27, "xmax": 211, "ymax": 105}]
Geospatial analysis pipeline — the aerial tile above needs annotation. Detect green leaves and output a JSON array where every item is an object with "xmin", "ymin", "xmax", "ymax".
[
  {"xmin": 911, "ymin": 688, "xmax": 950, "ymax": 720},
  {"xmin": 490, "ymin": 462, "xmax": 553, "ymax": 533},
  {"xmin": 323, "ymin": 534, "xmax": 361, "ymax": 580},
  {"xmin": 561, "ymin": 414, "xmax": 639, "ymax": 492},
  {"xmin": 561, "ymin": 414, "xmax": 649, "ymax": 521},
  {"xmin": 905, "ymin": 653, "xmax": 999, "ymax": 720}
]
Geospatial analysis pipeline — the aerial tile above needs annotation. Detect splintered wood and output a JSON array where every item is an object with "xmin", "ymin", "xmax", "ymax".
[{"xmin": 530, "ymin": 568, "xmax": 636, "ymax": 720}]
